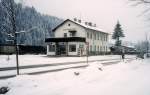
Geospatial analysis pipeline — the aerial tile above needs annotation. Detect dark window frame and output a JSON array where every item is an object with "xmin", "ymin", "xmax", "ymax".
[
  {"xmin": 64, "ymin": 33, "xmax": 67, "ymax": 37},
  {"xmin": 69, "ymin": 44, "xmax": 76, "ymax": 52}
]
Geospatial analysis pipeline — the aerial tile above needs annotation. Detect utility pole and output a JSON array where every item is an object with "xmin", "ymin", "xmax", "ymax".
[
  {"xmin": 86, "ymin": 42, "xmax": 89, "ymax": 65},
  {"xmin": 146, "ymin": 32, "xmax": 149, "ymax": 57},
  {"xmin": 10, "ymin": 0, "xmax": 19, "ymax": 75}
]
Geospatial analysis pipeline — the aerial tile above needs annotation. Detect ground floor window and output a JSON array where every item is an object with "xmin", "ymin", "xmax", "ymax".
[
  {"xmin": 49, "ymin": 45, "xmax": 55, "ymax": 52},
  {"xmin": 69, "ymin": 44, "xmax": 76, "ymax": 52},
  {"xmin": 98, "ymin": 46, "xmax": 99, "ymax": 52},
  {"xmin": 90, "ymin": 45, "xmax": 92, "ymax": 51},
  {"xmin": 100, "ymin": 46, "xmax": 102, "ymax": 51},
  {"xmin": 94, "ymin": 45, "xmax": 96, "ymax": 51}
]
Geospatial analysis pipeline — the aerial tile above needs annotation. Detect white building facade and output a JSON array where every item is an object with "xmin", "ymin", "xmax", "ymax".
[{"xmin": 45, "ymin": 19, "xmax": 109, "ymax": 56}]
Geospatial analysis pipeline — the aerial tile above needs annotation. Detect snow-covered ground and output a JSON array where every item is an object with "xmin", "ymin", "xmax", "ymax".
[
  {"xmin": 0, "ymin": 54, "xmax": 135, "ymax": 68},
  {"xmin": 0, "ymin": 58, "xmax": 150, "ymax": 95},
  {"xmin": 0, "ymin": 54, "xmax": 135, "ymax": 78}
]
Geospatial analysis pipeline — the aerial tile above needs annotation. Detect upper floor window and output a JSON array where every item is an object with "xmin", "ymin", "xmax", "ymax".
[
  {"xmin": 68, "ymin": 24, "xmax": 71, "ymax": 26},
  {"xmin": 94, "ymin": 33, "xmax": 96, "ymax": 40},
  {"xmin": 90, "ymin": 33, "xmax": 92, "ymax": 39},
  {"xmin": 69, "ymin": 31, "xmax": 76, "ymax": 37},
  {"xmin": 101, "ymin": 35, "xmax": 103, "ymax": 41},
  {"xmin": 106, "ymin": 36, "xmax": 108, "ymax": 41},
  {"xmin": 87, "ymin": 32, "xmax": 89, "ymax": 38},
  {"xmin": 64, "ymin": 33, "xmax": 67, "ymax": 37},
  {"xmin": 103, "ymin": 34, "xmax": 105, "ymax": 41},
  {"xmin": 98, "ymin": 33, "xmax": 99, "ymax": 40}
]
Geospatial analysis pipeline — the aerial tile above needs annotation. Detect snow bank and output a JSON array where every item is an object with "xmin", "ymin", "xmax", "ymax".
[{"xmin": 0, "ymin": 58, "xmax": 150, "ymax": 95}]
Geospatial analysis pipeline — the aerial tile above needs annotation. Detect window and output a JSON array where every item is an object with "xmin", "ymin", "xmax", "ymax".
[
  {"xmin": 106, "ymin": 35, "xmax": 107, "ymax": 41},
  {"xmin": 101, "ymin": 34, "xmax": 103, "ymax": 41},
  {"xmin": 103, "ymin": 34, "xmax": 105, "ymax": 41},
  {"xmin": 104, "ymin": 35, "xmax": 106, "ymax": 41},
  {"xmin": 69, "ymin": 31, "xmax": 76, "ymax": 37},
  {"xmin": 49, "ymin": 45, "xmax": 55, "ymax": 52},
  {"xmin": 90, "ymin": 33, "xmax": 92, "ymax": 39},
  {"xmin": 64, "ymin": 33, "xmax": 67, "ymax": 37},
  {"xmin": 69, "ymin": 44, "xmax": 76, "ymax": 52},
  {"xmin": 100, "ymin": 46, "xmax": 102, "ymax": 51},
  {"xmin": 90, "ymin": 45, "xmax": 92, "ymax": 51},
  {"xmin": 68, "ymin": 24, "xmax": 71, "ymax": 26},
  {"xmin": 99, "ymin": 33, "xmax": 101, "ymax": 40},
  {"xmin": 95, "ymin": 45, "xmax": 96, "ymax": 51},
  {"xmin": 94, "ymin": 33, "xmax": 96, "ymax": 40},
  {"xmin": 103, "ymin": 35, "xmax": 105, "ymax": 41},
  {"xmin": 98, "ymin": 46, "xmax": 99, "ymax": 51},
  {"xmin": 104, "ymin": 46, "xmax": 105, "ymax": 52},
  {"xmin": 87, "ymin": 32, "xmax": 89, "ymax": 38},
  {"xmin": 70, "ymin": 32, "xmax": 75, "ymax": 37},
  {"xmin": 79, "ymin": 44, "xmax": 84, "ymax": 48}
]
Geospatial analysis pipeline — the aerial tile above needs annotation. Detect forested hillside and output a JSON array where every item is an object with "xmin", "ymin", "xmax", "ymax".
[{"xmin": 0, "ymin": 0, "xmax": 63, "ymax": 46}]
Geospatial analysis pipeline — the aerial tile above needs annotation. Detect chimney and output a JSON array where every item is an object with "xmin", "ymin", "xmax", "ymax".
[
  {"xmin": 78, "ymin": 19, "xmax": 81, "ymax": 23},
  {"xmin": 94, "ymin": 24, "xmax": 96, "ymax": 27},
  {"xmin": 85, "ymin": 22, "xmax": 88, "ymax": 25},
  {"xmin": 88, "ymin": 22, "xmax": 92, "ymax": 26},
  {"xmin": 74, "ymin": 18, "xmax": 77, "ymax": 22}
]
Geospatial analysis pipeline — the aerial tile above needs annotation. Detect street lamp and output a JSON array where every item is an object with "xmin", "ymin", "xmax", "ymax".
[
  {"xmin": 3, "ymin": 0, "xmax": 38, "ymax": 75},
  {"xmin": 7, "ymin": 27, "xmax": 38, "ymax": 75}
]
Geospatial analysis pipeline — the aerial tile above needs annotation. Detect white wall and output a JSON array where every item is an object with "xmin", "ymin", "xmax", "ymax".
[
  {"xmin": 85, "ymin": 29, "xmax": 110, "ymax": 53},
  {"xmin": 55, "ymin": 21, "xmax": 86, "ymax": 38},
  {"xmin": 47, "ymin": 44, "xmax": 55, "ymax": 56}
]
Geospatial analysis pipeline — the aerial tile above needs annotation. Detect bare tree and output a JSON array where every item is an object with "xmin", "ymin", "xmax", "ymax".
[
  {"xmin": 129, "ymin": 0, "xmax": 150, "ymax": 14},
  {"xmin": 130, "ymin": 0, "xmax": 150, "ymax": 4},
  {"xmin": 129, "ymin": 0, "xmax": 150, "ymax": 57}
]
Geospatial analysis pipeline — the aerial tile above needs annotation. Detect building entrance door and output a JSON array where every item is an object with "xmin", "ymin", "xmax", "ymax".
[{"xmin": 56, "ymin": 43, "xmax": 67, "ymax": 55}]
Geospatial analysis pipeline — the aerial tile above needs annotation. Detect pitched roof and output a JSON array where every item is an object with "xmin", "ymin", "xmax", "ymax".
[{"xmin": 52, "ymin": 19, "xmax": 109, "ymax": 34}]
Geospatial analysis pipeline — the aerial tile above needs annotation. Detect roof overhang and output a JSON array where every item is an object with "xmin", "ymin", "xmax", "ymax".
[{"xmin": 45, "ymin": 37, "xmax": 86, "ymax": 43}]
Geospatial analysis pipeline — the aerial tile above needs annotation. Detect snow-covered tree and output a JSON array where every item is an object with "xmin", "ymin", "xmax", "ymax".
[
  {"xmin": 0, "ymin": 0, "xmax": 16, "ymax": 45},
  {"xmin": 0, "ymin": 1, "xmax": 63, "ymax": 46},
  {"xmin": 129, "ymin": 0, "xmax": 150, "ymax": 18},
  {"xmin": 112, "ymin": 21, "xmax": 125, "ymax": 46}
]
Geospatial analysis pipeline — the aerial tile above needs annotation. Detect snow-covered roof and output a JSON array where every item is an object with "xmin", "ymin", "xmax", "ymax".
[{"xmin": 53, "ymin": 19, "xmax": 109, "ymax": 34}]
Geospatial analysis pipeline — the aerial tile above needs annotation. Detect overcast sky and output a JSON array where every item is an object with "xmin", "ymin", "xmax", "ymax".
[{"xmin": 22, "ymin": 0, "xmax": 149, "ymax": 42}]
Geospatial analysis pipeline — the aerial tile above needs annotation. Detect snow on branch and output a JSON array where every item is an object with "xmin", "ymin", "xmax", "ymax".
[{"xmin": 130, "ymin": 0, "xmax": 150, "ymax": 5}]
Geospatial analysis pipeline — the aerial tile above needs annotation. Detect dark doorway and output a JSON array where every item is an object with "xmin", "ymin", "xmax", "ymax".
[{"xmin": 56, "ymin": 43, "xmax": 67, "ymax": 55}]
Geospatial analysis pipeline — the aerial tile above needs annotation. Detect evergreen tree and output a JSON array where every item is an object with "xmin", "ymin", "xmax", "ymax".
[{"xmin": 112, "ymin": 21, "xmax": 125, "ymax": 46}]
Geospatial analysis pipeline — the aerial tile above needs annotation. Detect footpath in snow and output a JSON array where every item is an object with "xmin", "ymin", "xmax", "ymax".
[{"xmin": 0, "ymin": 58, "xmax": 150, "ymax": 95}]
